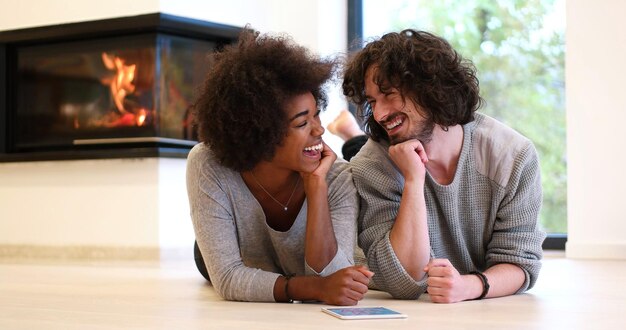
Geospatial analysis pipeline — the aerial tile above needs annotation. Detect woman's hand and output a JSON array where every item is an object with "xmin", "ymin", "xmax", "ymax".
[
  {"xmin": 301, "ymin": 141, "xmax": 336, "ymax": 192},
  {"xmin": 318, "ymin": 266, "xmax": 374, "ymax": 306},
  {"xmin": 308, "ymin": 141, "xmax": 337, "ymax": 179}
]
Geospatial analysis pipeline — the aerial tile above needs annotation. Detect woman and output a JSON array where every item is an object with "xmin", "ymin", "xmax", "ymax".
[{"xmin": 187, "ymin": 28, "xmax": 372, "ymax": 305}]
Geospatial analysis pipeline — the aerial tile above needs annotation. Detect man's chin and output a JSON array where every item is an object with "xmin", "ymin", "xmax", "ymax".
[
  {"xmin": 389, "ymin": 133, "xmax": 417, "ymax": 145},
  {"xmin": 389, "ymin": 135, "xmax": 410, "ymax": 145},
  {"xmin": 389, "ymin": 133, "xmax": 431, "ymax": 146}
]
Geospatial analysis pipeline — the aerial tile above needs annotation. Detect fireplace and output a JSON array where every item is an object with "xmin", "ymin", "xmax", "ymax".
[{"xmin": 0, "ymin": 13, "xmax": 240, "ymax": 161}]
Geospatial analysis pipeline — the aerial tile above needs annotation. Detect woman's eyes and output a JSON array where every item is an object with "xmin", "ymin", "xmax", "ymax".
[{"xmin": 295, "ymin": 111, "xmax": 321, "ymax": 128}]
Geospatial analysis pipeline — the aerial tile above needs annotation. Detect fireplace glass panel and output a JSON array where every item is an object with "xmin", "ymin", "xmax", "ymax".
[{"xmin": 14, "ymin": 33, "xmax": 215, "ymax": 151}]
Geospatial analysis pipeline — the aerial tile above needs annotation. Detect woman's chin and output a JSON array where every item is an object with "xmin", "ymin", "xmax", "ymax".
[{"xmin": 298, "ymin": 159, "xmax": 320, "ymax": 173}]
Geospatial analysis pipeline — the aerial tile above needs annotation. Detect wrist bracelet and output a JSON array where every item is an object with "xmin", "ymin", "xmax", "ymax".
[
  {"xmin": 284, "ymin": 274, "xmax": 295, "ymax": 303},
  {"xmin": 470, "ymin": 271, "xmax": 490, "ymax": 300}
]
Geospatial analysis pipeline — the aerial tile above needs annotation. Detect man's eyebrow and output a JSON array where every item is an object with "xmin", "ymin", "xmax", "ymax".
[{"xmin": 290, "ymin": 110, "xmax": 309, "ymax": 121}]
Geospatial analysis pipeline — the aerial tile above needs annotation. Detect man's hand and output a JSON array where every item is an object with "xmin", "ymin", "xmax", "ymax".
[
  {"xmin": 388, "ymin": 139, "xmax": 428, "ymax": 183},
  {"xmin": 319, "ymin": 266, "xmax": 374, "ymax": 306},
  {"xmin": 424, "ymin": 259, "xmax": 482, "ymax": 303}
]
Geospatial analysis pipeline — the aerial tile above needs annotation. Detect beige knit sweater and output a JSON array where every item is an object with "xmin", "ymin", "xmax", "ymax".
[{"xmin": 351, "ymin": 113, "xmax": 546, "ymax": 299}]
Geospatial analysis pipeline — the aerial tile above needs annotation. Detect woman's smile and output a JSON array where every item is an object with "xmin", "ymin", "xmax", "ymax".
[{"xmin": 303, "ymin": 142, "xmax": 323, "ymax": 159}]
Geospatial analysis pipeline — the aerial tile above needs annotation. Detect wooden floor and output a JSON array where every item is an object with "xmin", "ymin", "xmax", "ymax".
[{"xmin": 1, "ymin": 252, "xmax": 625, "ymax": 330}]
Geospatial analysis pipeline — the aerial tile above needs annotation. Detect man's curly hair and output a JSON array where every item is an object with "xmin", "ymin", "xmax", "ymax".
[
  {"xmin": 342, "ymin": 29, "xmax": 483, "ymax": 142},
  {"xmin": 194, "ymin": 28, "xmax": 336, "ymax": 171}
]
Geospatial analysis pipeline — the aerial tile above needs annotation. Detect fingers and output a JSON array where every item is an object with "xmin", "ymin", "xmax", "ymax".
[
  {"xmin": 322, "ymin": 266, "xmax": 376, "ymax": 305},
  {"xmin": 316, "ymin": 142, "xmax": 336, "ymax": 170},
  {"xmin": 338, "ymin": 266, "xmax": 372, "ymax": 287},
  {"xmin": 390, "ymin": 139, "xmax": 428, "ymax": 160},
  {"xmin": 423, "ymin": 259, "xmax": 462, "ymax": 304},
  {"xmin": 337, "ymin": 267, "xmax": 371, "ymax": 300},
  {"xmin": 303, "ymin": 141, "xmax": 336, "ymax": 179},
  {"xmin": 320, "ymin": 141, "xmax": 337, "ymax": 160},
  {"xmin": 353, "ymin": 265, "xmax": 375, "ymax": 278},
  {"xmin": 346, "ymin": 286, "xmax": 366, "ymax": 300},
  {"xmin": 325, "ymin": 285, "xmax": 360, "ymax": 306},
  {"xmin": 425, "ymin": 285, "xmax": 448, "ymax": 301},
  {"xmin": 414, "ymin": 143, "xmax": 429, "ymax": 164},
  {"xmin": 335, "ymin": 296, "xmax": 359, "ymax": 306},
  {"xmin": 406, "ymin": 139, "xmax": 428, "ymax": 164},
  {"xmin": 348, "ymin": 280, "xmax": 369, "ymax": 295},
  {"xmin": 388, "ymin": 139, "xmax": 428, "ymax": 182},
  {"xmin": 345, "ymin": 267, "xmax": 371, "ymax": 295},
  {"xmin": 424, "ymin": 258, "xmax": 452, "ymax": 273}
]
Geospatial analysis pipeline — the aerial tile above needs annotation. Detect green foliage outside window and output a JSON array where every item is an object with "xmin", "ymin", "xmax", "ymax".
[{"xmin": 363, "ymin": 0, "xmax": 566, "ymax": 232}]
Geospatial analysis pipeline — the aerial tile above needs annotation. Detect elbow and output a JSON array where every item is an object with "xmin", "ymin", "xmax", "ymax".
[
  {"xmin": 212, "ymin": 281, "xmax": 233, "ymax": 301},
  {"xmin": 210, "ymin": 274, "xmax": 241, "ymax": 301}
]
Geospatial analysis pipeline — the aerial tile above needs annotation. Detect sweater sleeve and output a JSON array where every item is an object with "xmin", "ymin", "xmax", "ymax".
[
  {"xmin": 304, "ymin": 160, "xmax": 359, "ymax": 276},
  {"xmin": 486, "ymin": 143, "xmax": 546, "ymax": 292},
  {"xmin": 351, "ymin": 141, "xmax": 428, "ymax": 299},
  {"xmin": 187, "ymin": 145, "xmax": 279, "ymax": 302}
]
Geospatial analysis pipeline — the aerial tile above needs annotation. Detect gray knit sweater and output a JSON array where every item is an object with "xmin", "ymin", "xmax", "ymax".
[
  {"xmin": 351, "ymin": 113, "xmax": 546, "ymax": 299},
  {"xmin": 187, "ymin": 143, "xmax": 359, "ymax": 302}
]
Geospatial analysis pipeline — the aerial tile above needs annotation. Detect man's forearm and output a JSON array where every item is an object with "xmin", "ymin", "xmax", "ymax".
[
  {"xmin": 389, "ymin": 180, "xmax": 430, "ymax": 280},
  {"xmin": 481, "ymin": 263, "xmax": 526, "ymax": 299}
]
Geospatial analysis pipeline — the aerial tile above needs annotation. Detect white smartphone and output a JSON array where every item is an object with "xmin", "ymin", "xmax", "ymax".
[{"xmin": 321, "ymin": 306, "xmax": 408, "ymax": 320}]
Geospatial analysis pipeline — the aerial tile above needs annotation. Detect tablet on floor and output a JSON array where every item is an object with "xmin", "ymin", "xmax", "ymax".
[{"xmin": 321, "ymin": 306, "xmax": 407, "ymax": 320}]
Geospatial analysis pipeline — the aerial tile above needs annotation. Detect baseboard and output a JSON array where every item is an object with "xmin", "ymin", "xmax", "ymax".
[
  {"xmin": 566, "ymin": 242, "xmax": 626, "ymax": 260},
  {"xmin": 0, "ymin": 244, "xmax": 192, "ymax": 262}
]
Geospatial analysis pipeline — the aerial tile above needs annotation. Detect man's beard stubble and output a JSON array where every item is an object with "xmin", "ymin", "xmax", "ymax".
[{"xmin": 388, "ymin": 118, "xmax": 436, "ymax": 146}]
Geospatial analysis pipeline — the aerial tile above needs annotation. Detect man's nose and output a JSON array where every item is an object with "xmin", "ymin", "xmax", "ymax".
[{"xmin": 373, "ymin": 101, "xmax": 391, "ymax": 123}]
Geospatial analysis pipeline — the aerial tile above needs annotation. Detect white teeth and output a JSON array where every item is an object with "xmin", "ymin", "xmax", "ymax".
[
  {"xmin": 385, "ymin": 118, "xmax": 403, "ymax": 130},
  {"xmin": 304, "ymin": 143, "xmax": 323, "ymax": 152}
]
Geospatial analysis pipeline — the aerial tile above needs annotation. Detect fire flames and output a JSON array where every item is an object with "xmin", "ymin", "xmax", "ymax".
[{"xmin": 100, "ymin": 52, "xmax": 148, "ymax": 127}]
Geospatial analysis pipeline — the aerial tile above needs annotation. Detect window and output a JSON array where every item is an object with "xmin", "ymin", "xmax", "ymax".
[{"xmin": 352, "ymin": 0, "xmax": 566, "ymax": 246}]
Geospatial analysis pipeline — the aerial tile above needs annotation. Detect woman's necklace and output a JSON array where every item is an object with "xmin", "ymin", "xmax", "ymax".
[{"xmin": 251, "ymin": 172, "xmax": 300, "ymax": 211}]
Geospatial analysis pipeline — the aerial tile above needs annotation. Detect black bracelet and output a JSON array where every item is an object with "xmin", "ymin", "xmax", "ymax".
[
  {"xmin": 470, "ymin": 271, "xmax": 490, "ymax": 300},
  {"xmin": 284, "ymin": 274, "xmax": 294, "ymax": 303}
]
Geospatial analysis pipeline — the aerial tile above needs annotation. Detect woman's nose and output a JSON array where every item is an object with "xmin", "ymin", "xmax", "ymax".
[{"xmin": 312, "ymin": 120, "xmax": 325, "ymax": 136}]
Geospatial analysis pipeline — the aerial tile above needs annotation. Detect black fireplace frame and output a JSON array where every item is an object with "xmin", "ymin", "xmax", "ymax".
[{"xmin": 0, "ymin": 13, "xmax": 241, "ymax": 162}]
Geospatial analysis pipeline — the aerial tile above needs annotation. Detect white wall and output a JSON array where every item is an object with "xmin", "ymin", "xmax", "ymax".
[
  {"xmin": 565, "ymin": 0, "xmax": 626, "ymax": 259},
  {"xmin": 0, "ymin": 0, "xmax": 347, "ymax": 259},
  {"xmin": 0, "ymin": 159, "xmax": 161, "ymax": 247},
  {"xmin": 3, "ymin": 0, "xmax": 625, "ymax": 260}
]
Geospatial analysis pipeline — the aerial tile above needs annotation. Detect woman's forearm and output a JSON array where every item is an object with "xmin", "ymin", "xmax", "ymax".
[{"xmin": 302, "ymin": 178, "xmax": 337, "ymax": 272}]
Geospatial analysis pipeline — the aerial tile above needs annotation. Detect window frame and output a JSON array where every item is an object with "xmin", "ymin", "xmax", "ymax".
[{"xmin": 346, "ymin": 0, "xmax": 565, "ymax": 251}]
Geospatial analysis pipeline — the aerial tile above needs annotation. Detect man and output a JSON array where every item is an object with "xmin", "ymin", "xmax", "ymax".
[{"xmin": 342, "ymin": 29, "xmax": 545, "ymax": 303}]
